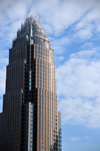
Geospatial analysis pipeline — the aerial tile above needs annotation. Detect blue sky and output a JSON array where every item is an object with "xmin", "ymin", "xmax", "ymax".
[{"xmin": 0, "ymin": 0, "xmax": 100, "ymax": 150}]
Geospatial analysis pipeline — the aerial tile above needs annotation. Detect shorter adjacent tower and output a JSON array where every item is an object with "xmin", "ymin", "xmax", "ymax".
[{"xmin": 0, "ymin": 16, "xmax": 62, "ymax": 151}]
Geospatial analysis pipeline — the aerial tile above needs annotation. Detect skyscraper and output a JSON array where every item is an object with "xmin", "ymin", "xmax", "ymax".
[{"xmin": 0, "ymin": 16, "xmax": 62, "ymax": 151}]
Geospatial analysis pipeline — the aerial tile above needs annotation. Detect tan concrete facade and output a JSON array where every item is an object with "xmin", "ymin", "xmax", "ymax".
[{"xmin": 33, "ymin": 44, "xmax": 61, "ymax": 151}]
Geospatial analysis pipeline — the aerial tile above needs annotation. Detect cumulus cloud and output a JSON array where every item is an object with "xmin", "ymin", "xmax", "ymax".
[
  {"xmin": 57, "ymin": 48, "xmax": 100, "ymax": 128},
  {"xmin": 70, "ymin": 135, "xmax": 90, "ymax": 141}
]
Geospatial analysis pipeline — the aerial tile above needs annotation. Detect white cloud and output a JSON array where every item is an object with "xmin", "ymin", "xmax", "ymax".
[
  {"xmin": 42, "ymin": 23, "xmax": 54, "ymax": 35},
  {"xmin": 51, "ymin": 36, "xmax": 71, "ymax": 54},
  {"xmin": 55, "ymin": 55, "xmax": 64, "ymax": 62},
  {"xmin": 70, "ymin": 137, "xmax": 78, "ymax": 141},
  {"xmin": 70, "ymin": 47, "xmax": 100, "ymax": 60},
  {"xmin": 0, "ymin": 0, "xmax": 32, "ymax": 23},
  {"xmin": 70, "ymin": 135, "xmax": 90, "ymax": 141},
  {"xmin": 74, "ymin": 3, "xmax": 100, "ymax": 40},
  {"xmin": 57, "ymin": 48, "xmax": 100, "ymax": 128},
  {"xmin": 74, "ymin": 28, "xmax": 93, "ymax": 40},
  {"xmin": 29, "ymin": 0, "xmax": 91, "ymax": 32},
  {"xmin": 54, "ymin": 55, "xmax": 64, "ymax": 67}
]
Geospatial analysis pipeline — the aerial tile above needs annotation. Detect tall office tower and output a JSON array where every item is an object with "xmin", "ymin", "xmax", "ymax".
[{"xmin": 0, "ymin": 16, "xmax": 62, "ymax": 151}]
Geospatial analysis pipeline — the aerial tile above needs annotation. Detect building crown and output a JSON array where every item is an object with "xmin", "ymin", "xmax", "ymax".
[{"xmin": 16, "ymin": 15, "xmax": 48, "ymax": 41}]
